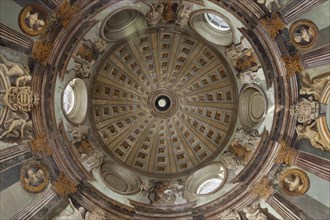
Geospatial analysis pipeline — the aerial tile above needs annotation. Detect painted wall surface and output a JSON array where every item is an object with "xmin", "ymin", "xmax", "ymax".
[{"xmin": 0, "ymin": 1, "xmax": 23, "ymax": 33}]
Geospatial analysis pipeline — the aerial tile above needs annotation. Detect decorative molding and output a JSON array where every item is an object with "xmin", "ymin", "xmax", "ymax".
[
  {"xmin": 52, "ymin": 173, "xmax": 77, "ymax": 197},
  {"xmin": 274, "ymin": 141, "xmax": 297, "ymax": 165},
  {"xmin": 250, "ymin": 176, "xmax": 273, "ymax": 200},
  {"xmin": 260, "ymin": 14, "xmax": 285, "ymax": 39},
  {"xmin": 31, "ymin": 41, "xmax": 54, "ymax": 65},
  {"xmin": 282, "ymin": 55, "xmax": 304, "ymax": 77},
  {"xmin": 29, "ymin": 134, "xmax": 52, "ymax": 156}
]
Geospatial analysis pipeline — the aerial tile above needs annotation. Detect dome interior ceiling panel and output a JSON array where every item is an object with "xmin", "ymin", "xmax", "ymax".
[{"xmin": 91, "ymin": 29, "xmax": 238, "ymax": 176}]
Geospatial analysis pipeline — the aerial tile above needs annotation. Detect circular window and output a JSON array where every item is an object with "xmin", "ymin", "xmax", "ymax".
[
  {"xmin": 204, "ymin": 13, "xmax": 230, "ymax": 31},
  {"xmin": 62, "ymin": 78, "xmax": 88, "ymax": 124},
  {"xmin": 186, "ymin": 163, "xmax": 227, "ymax": 195},
  {"xmin": 63, "ymin": 82, "xmax": 75, "ymax": 114}
]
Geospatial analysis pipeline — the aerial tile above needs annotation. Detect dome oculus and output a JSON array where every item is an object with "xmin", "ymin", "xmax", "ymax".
[{"xmin": 204, "ymin": 13, "xmax": 230, "ymax": 31}]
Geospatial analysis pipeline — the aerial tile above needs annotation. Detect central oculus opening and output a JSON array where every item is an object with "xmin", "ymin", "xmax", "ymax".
[{"xmin": 155, "ymin": 95, "xmax": 171, "ymax": 111}]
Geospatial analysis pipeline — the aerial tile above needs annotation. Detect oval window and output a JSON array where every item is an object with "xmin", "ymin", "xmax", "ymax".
[
  {"xmin": 204, "ymin": 13, "xmax": 230, "ymax": 31},
  {"xmin": 63, "ymin": 82, "xmax": 75, "ymax": 115}
]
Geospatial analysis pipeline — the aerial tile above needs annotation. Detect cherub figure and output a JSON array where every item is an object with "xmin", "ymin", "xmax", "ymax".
[
  {"xmin": 146, "ymin": 4, "xmax": 165, "ymax": 25},
  {"xmin": 0, "ymin": 112, "xmax": 32, "ymax": 139},
  {"xmin": 175, "ymin": 4, "xmax": 192, "ymax": 26},
  {"xmin": 53, "ymin": 199, "xmax": 85, "ymax": 220},
  {"xmin": 296, "ymin": 121, "xmax": 329, "ymax": 151}
]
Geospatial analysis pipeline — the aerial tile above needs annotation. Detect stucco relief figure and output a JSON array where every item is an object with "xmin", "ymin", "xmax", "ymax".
[
  {"xmin": 220, "ymin": 151, "xmax": 242, "ymax": 171},
  {"xmin": 175, "ymin": 5, "xmax": 192, "ymax": 26},
  {"xmin": 219, "ymin": 209, "xmax": 241, "ymax": 220},
  {"xmin": 243, "ymin": 202, "xmax": 268, "ymax": 220},
  {"xmin": 20, "ymin": 161, "xmax": 49, "ymax": 193},
  {"xmin": 71, "ymin": 125, "xmax": 89, "ymax": 144},
  {"xmin": 146, "ymin": 4, "xmax": 165, "ymax": 25},
  {"xmin": 280, "ymin": 169, "xmax": 309, "ymax": 196},
  {"xmin": 235, "ymin": 128, "xmax": 260, "ymax": 148},
  {"xmin": 81, "ymin": 149, "xmax": 104, "ymax": 172},
  {"xmin": 92, "ymin": 38, "xmax": 107, "ymax": 54},
  {"xmin": 289, "ymin": 20, "xmax": 318, "ymax": 49},
  {"xmin": 149, "ymin": 179, "xmax": 186, "ymax": 205},
  {"xmin": 0, "ymin": 112, "xmax": 32, "ymax": 139},
  {"xmin": 300, "ymin": 72, "xmax": 330, "ymax": 100},
  {"xmin": 257, "ymin": 0, "xmax": 280, "ymax": 12},
  {"xmin": 85, "ymin": 207, "xmax": 106, "ymax": 220},
  {"xmin": 54, "ymin": 199, "xmax": 85, "ymax": 220},
  {"xmin": 19, "ymin": 5, "xmax": 48, "ymax": 36},
  {"xmin": 74, "ymin": 62, "xmax": 91, "ymax": 78},
  {"xmin": 296, "ymin": 121, "xmax": 329, "ymax": 151},
  {"xmin": 0, "ymin": 55, "xmax": 31, "ymax": 87}
]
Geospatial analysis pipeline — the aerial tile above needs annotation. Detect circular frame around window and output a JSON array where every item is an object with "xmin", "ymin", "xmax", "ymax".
[
  {"xmin": 189, "ymin": 10, "xmax": 233, "ymax": 46},
  {"xmin": 204, "ymin": 13, "xmax": 231, "ymax": 32},
  {"xmin": 185, "ymin": 163, "xmax": 227, "ymax": 196},
  {"xmin": 62, "ymin": 78, "xmax": 88, "ymax": 124}
]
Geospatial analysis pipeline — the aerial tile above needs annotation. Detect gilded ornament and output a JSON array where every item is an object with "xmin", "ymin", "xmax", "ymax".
[
  {"xmin": 260, "ymin": 14, "xmax": 285, "ymax": 39},
  {"xmin": 32, "ymin": 41, "xmax": 54, "ymax": 65},
  {"xmin": 274, "ymin": 141, "xmax": 297, "ymax": 165},
  {"xmin": 52, "ymin": 173, "xmax": 77, "ymax": 197},
  {"xmin": 282, "ymin": 55, "xmax": 303, "ymax": 77},
  {"xmin": 3, "ymin": 86, "xmax": 39, "ymax": 112},
  {"xmin": 18, "ymin": 4, "xmax": 48, "ymax": 36},
  {"xmin": 289, "ymin": 20, "xmax": 318, "ymax": 51},
  {"xmin": 29, "ymin": 134, "xmax": 52, "ymax": 156},
  {"xmin": 56, "ymin": 1, "xmax": 79, "ymax": 27},
  {"xmin": 20, "ymin": 160, "xmax": 49, "ymax": 193},
  {"xmin": 251, "ymin": 176, "xmax": 273, "ymax": 200},
  {"xmin": 279, "ymin": 168, "xmax": 309, "ymax": 196}
]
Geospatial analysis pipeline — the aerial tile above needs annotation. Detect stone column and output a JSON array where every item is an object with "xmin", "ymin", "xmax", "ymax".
[
  {"xmin": 267, "ymin": 192, "xmax": 312, "ymax": 220},
  {"xmin": 279, "ymin": 0, "xmax": 326, "ymax": 24},
  {"xmin": 0, "ymin": 23, "xmax": 33, "ymax": 54},
  {"xmin": 10, "ymin": 188, "xmax": 59, "ymax": 220},
  {"xmin": 301, "ymin": 44, "xmax": 330, "ymax": 69},
  {"xmin": 0, "ymin": 143, "xmax": 32, "ymax": 172},
  {"xmin": 294, "ymin": 151, "xmax": 330, "ymax": 181}
]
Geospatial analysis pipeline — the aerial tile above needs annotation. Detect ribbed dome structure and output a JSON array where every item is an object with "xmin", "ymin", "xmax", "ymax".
[{"xmin": 91, "ymin": 29, "xmax": 238, "ymax": 176}]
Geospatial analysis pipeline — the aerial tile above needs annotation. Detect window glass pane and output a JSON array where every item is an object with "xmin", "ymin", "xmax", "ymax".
[
  {"xmin": 197, "ymin": 178, "xmax": 222, "ymax": 194},
  {"xmin": 204, "ymin": 13, "xmax": 230, "ymax": 31},
  {"xmin": 63, "ymin": 83, "xmax": 75, "ymax": 114}
]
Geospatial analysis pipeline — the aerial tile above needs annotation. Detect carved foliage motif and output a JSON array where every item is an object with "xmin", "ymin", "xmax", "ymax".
[
  {"xmin": 260, "ymin": 14, "xmax": 286, "ymax": 39},
  {"xmin": 31, "ymin": 41, "xmax": 54, "ymax": 65},
  {"xmin": 274, "ymin": 141, "xmax": 297, "ymax": 165},
  {"xmin": 29, "ymin": 134, "xmax": 52, "ymax": 156},
  {"xmin": 52, "ymin": 173, "xmax": 77, "ymax": 197},
  {"xmin": 56, "ymin": 1, "xmax": 79, "ymax": 27},
  {"xmin": 282, "ymin": 55, "xmax": 304, "ymax": 77},
  {"xmin": 251, "ymin": 176, "xmax": 273, "ymax": 200}
]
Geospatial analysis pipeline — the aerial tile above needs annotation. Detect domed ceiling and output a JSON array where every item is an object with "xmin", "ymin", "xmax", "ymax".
[
  {"xmin": 91, "ymin": 28, "xmax": 237, "ymax": 176},
  {"xmin": 0, "ymin": 0, "xmax": 329, "ymax": 219}
]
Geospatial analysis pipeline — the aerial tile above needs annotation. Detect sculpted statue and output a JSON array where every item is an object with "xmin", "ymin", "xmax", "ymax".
[
  {"xmin": 283, "ymin": 175, "xmax": 304, "ymax": 192},
  {"xmin": 0, "ymin": 54, "xmax": 32, "ymax": 87},
  {"xmin": 81, "ymin": 149, "xmax": 104, "ymax": 171},
  {"xmin": 175, "ymin": 4, "xmax": 192, "ymax": 26},
  {"xmin": 0, "ymin": 112, "xmax": 32, "ymax": 139},
  {"xmin": 71, "ymin": 125, "xmax": 89, "ymax": 144},
  {"xmin": 146, "ymin": 4, "xmax": 165, "ymax": 25},
  {"xmin": 300, "ymin": 72, "xmax": 330, "ymax": 100},
  {"xmin": 296, "ymin": 121, "xmax": 329, "ymax": 151},
  {"xmin": 243, "ymin": 202, "xmax": 268, "ymax": 220},
  {"xmin": 290, "ymin": 97, "xmax": 319, "ymax": 124},
  {"xmin": 257, "ymin": 0, "xmax": 280, "ymax": 12},
  {"xmin": 92, "ymin": 38, "xmax": 107, "ymax": 54},
  {"xmin": 235, "ymin": 128, "xmax": 260, "ymax": 148},
  {"xmin": 219, "ymin": 209, "xmax": 241, "ymax": 220},
  {"xmin": 85, "ymin": 207, "xmax": 106, "ymax": 220},
  {"xmin": 74, "ymin": 61, "xmax": 91, "ymax": 78},
  {"xmin": 220, "ymin": 151, "xmax": 242, "ymax": 171},
  {"xmin": 53, "ymin": 199, "xmax": 85, "ymax": 220}
]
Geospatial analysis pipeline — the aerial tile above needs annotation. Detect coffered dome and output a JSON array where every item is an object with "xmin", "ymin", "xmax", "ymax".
[{"xmin": 90, "ymin": 29, "xmax": 238, "ymax": 176}]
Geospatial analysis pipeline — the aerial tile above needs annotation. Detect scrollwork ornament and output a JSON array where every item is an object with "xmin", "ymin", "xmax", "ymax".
[
  {"xmin": 3, "ymin": 86, "xmax": 39, "ymax": 112},
  {"xmin": 274, "ymin": 141, "xmax": 297, "ymax": 165},
  {"xmin": 290, "ymin": 97, "xmax": 319, "ymax": 124}
]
